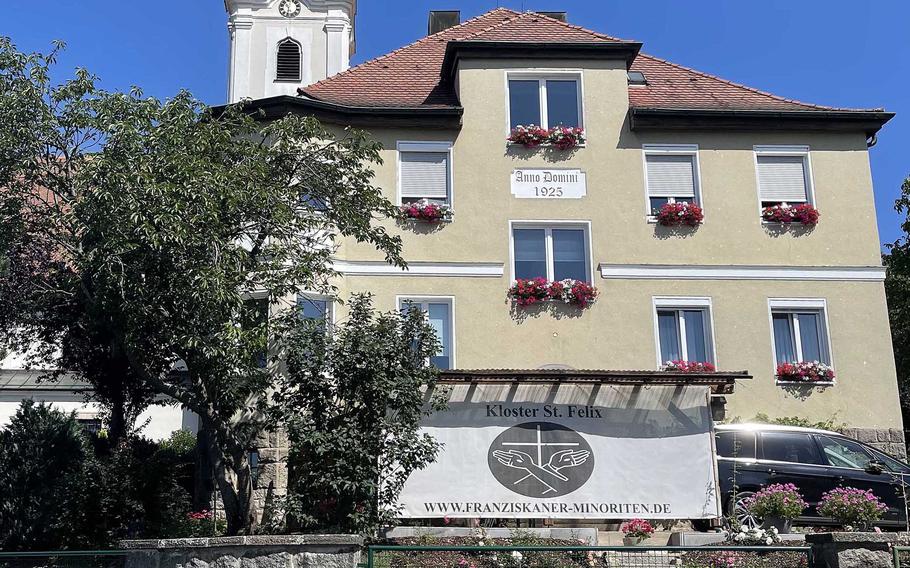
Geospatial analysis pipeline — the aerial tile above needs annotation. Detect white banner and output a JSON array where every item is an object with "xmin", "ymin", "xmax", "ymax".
[
  {"xmin": 511, "ymin": 169, "xmax": 587, "ymax": 199},
  {"xmin": 397, "ymin": 383, "xmax": 719, "ymax": 519}
]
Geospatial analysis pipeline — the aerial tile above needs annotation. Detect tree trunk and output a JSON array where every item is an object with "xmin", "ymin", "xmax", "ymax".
[{"xmin": 200, "ymin": 420, "xmax": 258, "ymax": 535}]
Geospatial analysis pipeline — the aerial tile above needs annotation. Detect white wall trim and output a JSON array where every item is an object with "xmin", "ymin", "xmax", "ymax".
[
  {"xmin": 598, "ymin": 264, "xmax": 885, "ymax": 282},
  {"xmin": 334, "ymin": 260, "xmax": 504, "ymax": 278}
]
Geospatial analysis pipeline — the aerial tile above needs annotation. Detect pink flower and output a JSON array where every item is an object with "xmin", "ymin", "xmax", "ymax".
[{"xmin": 655, "ymin": 202, "xmax": 704, "ymax": 227}]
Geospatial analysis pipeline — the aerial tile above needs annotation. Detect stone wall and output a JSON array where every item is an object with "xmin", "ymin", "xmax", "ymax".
[
  {"xmin": 253, "ymin": 429, "xmax": 289, "ymax": 517},
  {"xmin": 120, "ymin": 535, "xmax": 362, "ymax": 568},
  {"xmin": 840, "ymin": 427, "xmax": 907, "ymax": 459}
]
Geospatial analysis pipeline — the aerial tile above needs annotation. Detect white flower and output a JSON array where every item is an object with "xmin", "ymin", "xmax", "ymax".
[
  {"xmin": 511, "ymin": 551, "xmax": 523, "ymax": 561},
  {"xmin": 770, "ymin": 527, "xmax": 779, "ymax": 534},
  {"xmin": 766, "ymin": 537, "xmax": 773, "ymax": 545}
]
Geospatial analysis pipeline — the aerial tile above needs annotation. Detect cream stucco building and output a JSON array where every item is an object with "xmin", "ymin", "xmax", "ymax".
[{"xmin": 239, "ymin": 4, "xmax": 901, "ymax": 455}]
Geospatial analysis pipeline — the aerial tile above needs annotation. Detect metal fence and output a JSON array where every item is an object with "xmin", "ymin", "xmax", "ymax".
[
  {"xmin": 894, "ymin": 546, "xmax": 910, "ymax": 568},
  {"xmin": 364, "ymin": 545, "xmax": 813, "ymax": 568},
  {"xmin": 0, "ymin": 551, "xmax": 127, "ymax": 568}
]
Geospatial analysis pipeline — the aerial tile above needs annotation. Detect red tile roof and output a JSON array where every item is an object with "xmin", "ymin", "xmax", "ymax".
[{"xmin": 300, "ymin": 8, "xmax": 878, "ymax": 113}]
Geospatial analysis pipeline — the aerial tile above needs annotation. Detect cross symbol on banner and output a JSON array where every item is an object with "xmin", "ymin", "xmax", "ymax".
[{"xmin": 502, "ymin": 424, "xmax": 579, "ymax": 466}]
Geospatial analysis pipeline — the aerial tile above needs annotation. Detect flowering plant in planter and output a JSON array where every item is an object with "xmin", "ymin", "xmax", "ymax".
[
  {"xmin": 745, "ymin": 483, "xmax": 808, "ymax": 522},
  {"xmin": 399, "ymin": 199, "xmax": 452, "ymax": 222},
  {"xmin": 656, "ymin": 201, "xmax": 704, "ymax": 227},
  {"xmin": 548, "ymin": 279, "xmax": 599, "ymax": 308},
  {"xmin": 817, "ymin": 487, "xmax": 887, "ymax": 529},
  {"xmin": 761, "ymin": 203, "xmax": 820, "ymax": 226},
  {"xmin": 548, "ymin": 126, "xmax": 586, "ymax": 150},
  {"xmin": 507, "ymin": 278, "xmax": 599, "ymax": 309},
  {"xmin": 776, "ymin": 361, "xmax": 835, "ymax": 382},
  {"xmin": 621, "ymin": 519, "xmax": 654, "ymax": 540},
  {"xmin": 663, "ymin": 360, "xmax": 716, "ymax": 373},
  {"xmin": 507, "ymin": 125, "xmax": 585, "ymax": 149},
  {"xmin": 507, "ymin": 125, "xmax": 550, "ymax": 148},
  {"xmin": 730, "ymin": 525, "xmax": 781, "ymax": 546}
]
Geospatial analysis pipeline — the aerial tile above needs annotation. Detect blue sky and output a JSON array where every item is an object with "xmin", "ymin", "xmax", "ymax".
[{"xmin": 3, "ymin": 0, "xmax": 907, "ymax": 248}]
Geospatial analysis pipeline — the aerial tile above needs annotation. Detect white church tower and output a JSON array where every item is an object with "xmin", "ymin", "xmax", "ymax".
[{"xmin": 224, "ymin": 0, "xmax": 356, "ymax": 102}]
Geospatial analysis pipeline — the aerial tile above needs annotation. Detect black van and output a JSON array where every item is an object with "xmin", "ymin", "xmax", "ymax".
[{"xmin": 713, "ymin": 424, "xmax": 910, "ymax": 529}]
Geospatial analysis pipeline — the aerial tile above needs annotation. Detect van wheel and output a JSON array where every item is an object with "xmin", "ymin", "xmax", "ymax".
[{"xmin": 727, "ymin": 491, "xmax": 760, "ymax": 529}]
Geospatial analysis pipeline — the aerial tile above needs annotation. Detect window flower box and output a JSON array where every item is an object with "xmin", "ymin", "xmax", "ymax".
[
  {"xmin": 656, "ymin": 202, "xmax": 704, "ymax": 227},
  {"xmin": 507, "ymin": 278, "xmax": 598, "ymax": 309},
  {"xmin": 663, "ymin": 360, "xmax": 716, "ymax": 373},
  {"xmin": 399, "ymin": 199, "xmax": 452, "ymax": 222},
  {"xmin": 761, "ymin": 203, "xmax": 819, "ymax": 226},
  {"xmin": 507, "ymin": 125, "xmax": 585, "ymax": 149},
  {"xmin": 776, "ymin": 361, "xmax": 835, "ymax": 383}
]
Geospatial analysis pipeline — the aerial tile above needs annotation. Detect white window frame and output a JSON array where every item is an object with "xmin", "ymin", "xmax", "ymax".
[
  {"xmin": 298, "ymin": 292, "xmax": 334, "ymax": 326},
  {"xmin": 753, "ymin": 145, "xmax": 815, "ymax": 219},
  {"xmin": 396, "ymin": 141, "xmax": 454, "ymax": 207},
  {"xmin": 767, "ymin": 298, "xmax": 834, "ymax": 384},
  {"xmin": 396, "ymin": 295, "xmax": 456, "ymax": 369},
  {"xmin": 641, "ymin": 144, "xmax": 702, "ymax": 222},
  {"xmin": 508, "ymin": 220, "xmax": 593, "ymax": 283},
  {"xmin": 504, "ymin": 70, "xmax": 585, "ymax": 133},
  {"xmin": 651, "ymin": 297, "xmax": 717, "ymax": 369}
]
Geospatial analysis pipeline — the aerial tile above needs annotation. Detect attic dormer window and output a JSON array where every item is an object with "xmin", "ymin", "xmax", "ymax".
[{"xmin": 276, "ymin": 38, "xmax": 302, "ymax": 82}]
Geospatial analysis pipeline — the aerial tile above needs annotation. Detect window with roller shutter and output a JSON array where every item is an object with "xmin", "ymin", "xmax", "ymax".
[
  {"xmin": 642, "ymin": 145, "xmax": 700, "ymax": 216},
  {"xmin": 755, "ymin": 146, "xmax": 813, "ymax": 208},
  {"xmin": 397, "ymin": 141, "xmax": 452, "ymax": 205}
]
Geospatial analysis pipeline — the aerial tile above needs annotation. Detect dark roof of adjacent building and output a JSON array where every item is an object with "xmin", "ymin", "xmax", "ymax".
[{"xmin": 299, "ymin": 8, "xmax": 886, "ymax": 117}]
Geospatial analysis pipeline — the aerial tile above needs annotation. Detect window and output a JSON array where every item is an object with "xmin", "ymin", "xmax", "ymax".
[
  {"xmin": 276, "ymin": 38, "xmax": 302, "ymax": 82},
  {"xmin": 243, "ymin": 297, "xmax": 269, "ymax": 368},
  {"xmin": 653, "ymin": 298, "xmax": 714, "ymax": 366},
  {"xmin": 760, "ymin": 431, "xmax": 823, "ymax": 465},
  {"xmin": 716, "ymin": 430, "xmax": 756, "ymax": 460},
  {"xmin": 397, "ymin": 142, "xmax": 452, "ymax": 205},
  {"xmin": 769, "ymin": 299, "xmax": 831, "ymax": 368},
  {"xmin": 511, "ymin": 224, "xmax": 590, "ymax": 282},
  {"xmin": 298, "ymin": 294, "xmax": 332, "ymax": 326},
  {"xmin": 508, "ymin": 75, "xmax": 582, "ymax": 129},
  {"xmin": 816, "ymin": 435, "xmax": 874, "ymax": 470},
  {"xmin": 643, "ymin": 146, "xmax": 700, "ymax": 215},
  {"xmin": 398, "ymin": 297, "xmax": 454, "ymax": 370},
  {"xmin": 755, "ymin": 146, "xmax": 812, "ymax": 208}
]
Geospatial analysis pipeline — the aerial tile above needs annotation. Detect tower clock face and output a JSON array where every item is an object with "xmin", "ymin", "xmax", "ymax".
[{"xmin": 278, "ymin": 0, "xmax": 302, "ymax": 18}]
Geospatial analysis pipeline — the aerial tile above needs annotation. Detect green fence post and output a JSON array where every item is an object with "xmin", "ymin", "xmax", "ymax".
[
  {"xmin": 895, "ymin": 546, "xmax": 901, "ymax": 568},
  {"xmin": 367, "ymin": 546, "xmax": 373, "ymax": 568}
]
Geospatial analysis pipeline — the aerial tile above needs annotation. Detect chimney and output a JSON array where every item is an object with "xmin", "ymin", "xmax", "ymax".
[
  {"xmin": 428, "ymin": 11, "xmax": 461, "ymax": 35},
  {"xmin": 536, "ymin": 11, "xmax": 568, "ymax": 22}
]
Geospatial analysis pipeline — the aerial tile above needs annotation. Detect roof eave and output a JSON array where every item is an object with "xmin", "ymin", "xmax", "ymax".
[
  {"xmin": 441, "ymin": 40, "xmax": 643, "ymax": 83},
  {"xmin": 214, "ymin": 95, "xmax": 464, "ymax": 129},
  {"xmin": 630, "ymin": 107, "xmax": 895, "ymax": 137}
]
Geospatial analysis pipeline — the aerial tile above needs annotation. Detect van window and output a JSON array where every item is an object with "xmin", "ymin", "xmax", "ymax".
[
  {"xmin": 816, "ymin": 435, "xmax": 873, "ymax": 470},
  {"xmin": 715, "ymin": 431, "xmax": 756, "ymax": 459},
  {"xmin": 760, "ymin": 432, "xmax": 823, "ymax": 465}
]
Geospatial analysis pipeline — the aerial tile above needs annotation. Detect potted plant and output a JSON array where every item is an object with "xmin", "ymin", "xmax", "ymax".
[
  {"xmin": 730, "ymin": 525, "xmax": 781, "ymax": 546},
  {"xmin": 547, "ymin": 126, "xmax": 585, "ymax": 150},
  {"xmin": 776, "ymin": 361, "xmax": 835, "ymax": 383},
  {"xmin": 507, "ymin": 278, "xmax": 599, "ymax": 309},
  {"xmin": 761, "ymin": 203, "xmax": 820, "ymax": 226},
  {"xmin": 663, "ymin": 360, "xmax": 716, "ymax": 373},
  {"xmin": 507, "ymin": 125, "xmax": 550, "ymax": 148},
  {"xmin": 620, "ymin": 518, "xmax": 654, "ymax": 546},
  {"xmin": 399, "ymin": 199, "xmax": 452, "ymax": 222},
  {"xmin": 817, "ymin": 487, "xmax": 887, "ymax": 531},
  {"xmin": 655, "ymin": 201, "xmax": 704, "ymax": 227},
  {"xmin": 744, "ymin": 483, "xmax": 807, "ymax": 534}
]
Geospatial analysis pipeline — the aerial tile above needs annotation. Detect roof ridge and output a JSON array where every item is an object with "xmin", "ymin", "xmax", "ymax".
[
  {"xmin": 453, "ymin": 8, "xmax": 529, "ymax": 42},
  {"xmin": 635, "ymin": 52, "xmax": 860, "ymax": 112},
  {"xmin": 302, "ymin": 8, "xmax": 518, "ymax": 97},
  {"xmin": 522, "ymin": 10, "xmax": 635, "ymax": 43}
]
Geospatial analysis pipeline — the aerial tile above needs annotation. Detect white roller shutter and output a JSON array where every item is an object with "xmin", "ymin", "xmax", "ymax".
[
  {"xmin": 400, "ymin": 151, "xmax": 449, "ymax": 199},
  {"xmin": 757, "ymin": 155, "xmax": 808, "ymax": 202},
  {"xmin": 646, "ymin": 154, "xmax": 696, "ymax": 198}
]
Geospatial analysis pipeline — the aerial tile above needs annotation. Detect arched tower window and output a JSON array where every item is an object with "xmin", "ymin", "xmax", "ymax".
[{"xmin": 276, "ymin": 38, "xmax": 302, "ymax": 81}]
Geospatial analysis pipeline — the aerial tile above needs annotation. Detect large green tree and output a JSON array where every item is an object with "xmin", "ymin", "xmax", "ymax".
[
  {"xmin": 0, "ymin": 39, "xmax": 404, "ymax": 534},
  {"xmin": 885, "ymin": 174, "xmax": 910, "ymax": 436},
  {"xmin": 274, "ymin": 295, "xmax": 446, "ymax": 535}
]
